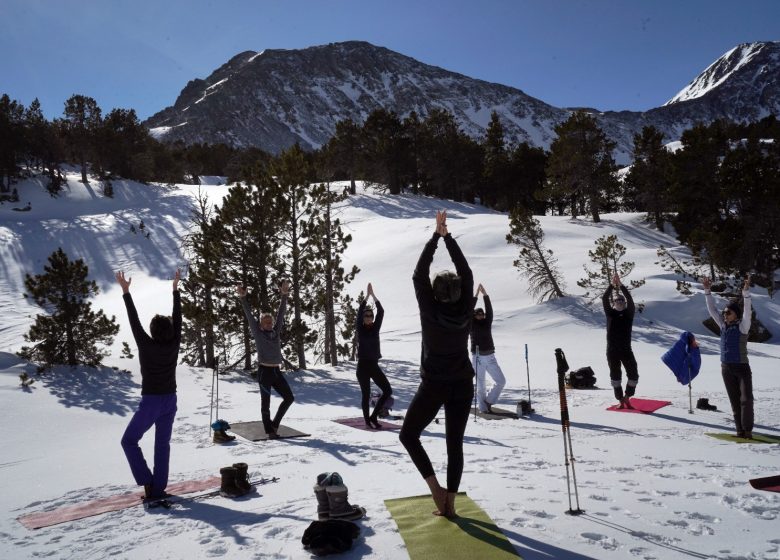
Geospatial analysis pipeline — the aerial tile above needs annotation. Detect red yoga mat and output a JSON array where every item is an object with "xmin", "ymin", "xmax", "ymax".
[{"xmin": 607, "ymin": 398, "xmax": 671, "ymax": 414}]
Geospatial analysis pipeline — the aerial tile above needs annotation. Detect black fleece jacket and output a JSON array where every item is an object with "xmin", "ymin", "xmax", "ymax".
[
  {"xmin": 123, "ymin": 291, "xmax": 182, "ymax": 395},
  {"xmin": 602, "ymin": 285, "xmax": 635, "ymax": 351},
  {"xmin": 412, "ymin": 233, "xmax": 475, "ymax": 382},
  {"xmin": 470, "ymin": 295, "xmax": 495, "ymax": 353},
  {"xmin": 356, "ymin": 299, "xmax": 384, "ymax": 360}
]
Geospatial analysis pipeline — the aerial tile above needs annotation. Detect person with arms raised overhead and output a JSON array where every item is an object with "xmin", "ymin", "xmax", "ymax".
[
  {"xmin": 117, "ymin": 268, "xmax": 182, "ymax": 501},
  {"xmin": 400, "ymin": 210, "xmax": 475, "ymax": 518},
  {"xmin": 237, "ymin": 280, "xmax": 294, "ymax": 440},
  {"xmin": 355, "ymin": 282, "xmax": 392, "ymax": 429},
  {"xmin": 603, "ymin": 274, "xmax": 638, "ymax": 409},
  {"xmin": 702, "ymin": 275, "xmax": 755, "ymax": 439},
  {"xmin": 471, "ymin": 283, "xmax": 506, "ymax": 413}
]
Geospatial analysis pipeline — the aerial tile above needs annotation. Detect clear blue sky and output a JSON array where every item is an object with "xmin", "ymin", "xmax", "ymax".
[{"xmin": 2, "ymin": 0, "xmax": 778, "ymax": 121}]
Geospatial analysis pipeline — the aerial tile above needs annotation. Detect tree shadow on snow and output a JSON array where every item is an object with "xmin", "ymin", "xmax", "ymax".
[
  {"xmin": 147, "ymin": 497, "xmax": 305, "ymax": 545},
  {"xmin": 39, "ymin": 364, "xmax": 139, "ymax": 416},
  {"xmin": 526, "ymin": 413, "xmax": 637, "ymax": 435},
  {"xmin": 271, "ymin": 436, "xmax": 406, "ymax": 468},
  {"xmin": 0, "ymin": 179, "xmax": 195, "ymax": 295},
  {"xmin": 653, "ymin": 411, "xmax": 780, "ymax": 434}
]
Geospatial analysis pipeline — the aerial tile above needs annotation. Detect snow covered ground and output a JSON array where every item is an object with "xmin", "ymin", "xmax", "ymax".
[{"xmin": 1, "ymin": 173, "xmax": 778, "ymax": 559}]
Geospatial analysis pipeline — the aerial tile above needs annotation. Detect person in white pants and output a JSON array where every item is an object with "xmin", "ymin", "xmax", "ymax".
[{"xmin": 470, "ymin": 284, "xmax": 506, "ymax": 413}]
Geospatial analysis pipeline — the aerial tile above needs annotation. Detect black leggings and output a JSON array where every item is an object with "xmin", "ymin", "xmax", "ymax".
[
  {"xmin": 607, "ymin": 348, "xmax": 639, "ymax": 399},
  {"xmin": 258, "ymin": 366, "xmax": 295, "ymax": 433},
  {"xmin": 399, "ymin": 377, "xmax": 473, "ymax": 492},
  {"xmin": 721, "ymin": 363, "xmax": 754, "ymax": 434},
  {"xmin": 356, "ymin": 359, "xmax": 392, "ymax": 421}
]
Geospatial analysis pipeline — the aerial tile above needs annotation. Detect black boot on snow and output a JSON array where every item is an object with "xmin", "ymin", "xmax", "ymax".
[
  {"xmin": 232, "ymin": 463, "xmax": 253, "ymax": 493},
  {"xmin": 219, "ymin": 467, "xmax": 245, "ymax": 498}
]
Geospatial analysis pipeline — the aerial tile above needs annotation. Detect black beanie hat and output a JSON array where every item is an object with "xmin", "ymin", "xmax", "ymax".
[{"xmin": 724, "ymin": 301, "xmax": 742, "ymax": 320}]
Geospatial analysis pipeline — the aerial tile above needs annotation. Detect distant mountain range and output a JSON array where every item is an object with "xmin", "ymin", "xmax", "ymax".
[{"xmin": 144, "ymin": 40, "xmax": 780, "ymax": 164}]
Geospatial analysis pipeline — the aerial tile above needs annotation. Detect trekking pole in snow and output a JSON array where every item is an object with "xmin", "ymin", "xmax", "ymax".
[
  {"xmin": 687, "ymin": 359, "xmax": 694, "ymax": 415},
  {"xmin": 473, "ymin": 346, "xmax": 479, "ymax": 422},
  {"xmin": 525, "ymin": 344, "xmax": 532, "ymax": 406},
  {"xmin": 555, "ymin": 348, "xmax": 583, "ymax": 516},
  {"xmin": 209, "ymin": 357, "xmax": 220, "ymax": 438}
]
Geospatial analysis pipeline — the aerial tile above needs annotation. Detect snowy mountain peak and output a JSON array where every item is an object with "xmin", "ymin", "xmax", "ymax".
[
  {"xmin": 144, "ymin": 40, "xmax": 780, "ymax": 164},
  {"xmin": 665, "ymin": 41, "xmax": 780, "ymax": 105}
]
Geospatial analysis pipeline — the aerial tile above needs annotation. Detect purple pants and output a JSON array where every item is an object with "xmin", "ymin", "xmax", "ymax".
[{"xmin": 121, "ymin": 393, "xmax": 177, "ymax": 497}]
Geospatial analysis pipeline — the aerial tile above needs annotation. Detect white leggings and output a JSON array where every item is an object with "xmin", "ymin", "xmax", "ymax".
[{"xmin": 473, "ymin": 353, "xmax": 506, "ymax": 410}]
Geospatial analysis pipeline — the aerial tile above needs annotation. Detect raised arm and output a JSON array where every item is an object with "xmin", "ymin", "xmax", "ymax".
[
  {"xmin": 172, "ymin": 269, "xmax": 182, "ymax": 337},
  {"xmin": 237, "ymin": 286, "xmax": 260, "ymax": 334},
  {"xmin": 602, "ymin": 284, "xmax": 614, "ymax": 314},
  {"xmin": 483, "ymin": 294, "xmax": 493, "ymax": 324},
  {"xmin": 356, "ymin": 297, "xmax": 367, "ymax": 332},
  {"xmin": 701, "ymin": 277, "xmax": 725, "ymax": 329},
  {"xmin": 116, "ymin": 271, "xmax": 151, "ymax": 344},
  {"xmin": 275, "ymin": 280, "xmax": 290, "ymax": 333},
  {"xmin": 374, "ymin": 298, "xmax": 385, "ymax": 330},
  {"xmin": 740, "ymin": 276, "xmax": 752, "ymax": 334},
  {"xmin": 620, "ymin": 285, "xmax": 634, "ymax": 315},
  {"xmin": 413, "ymin": 232, "xmax": 439, "ymax": 309}
]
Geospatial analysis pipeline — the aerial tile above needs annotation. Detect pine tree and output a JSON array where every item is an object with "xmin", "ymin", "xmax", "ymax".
[
  {"xmin": 358, "ymin": 109, "xmax": 409, "ymax": 194},
  {"xmin": 213, "ymin": 176, "xmax": 282, "ymax": 370},
  {"xmin": 0, "ymin": 93, "xmax": 25, "ymax": 192},
  {"xmin": 546, "ymin": 111, "xmax": 618, "ymax": 221},
  {"xmin": 120, "ymin": 341, "xmax": 134, "ymax": 359},
  {"xmin": 506, "ymin": 208, "xmax": 566, "ymax": 302},
  {"xmin": 63, "ymin": 94, "xmax": 102, "ymax": 184},
  {"xmin": 481, "ymin": 111, "xmax": 509, "ymax": 209},
  {"xmin": 18, "ymin": 248, "xmax": 118, "ymax": 368},
  {"xmin": 308, "ymin": 182, "xmax": 359, "ymax": 365},
  {"xmin": 272, "ymin": 144, "xmax": 318, "ymax": 369},
  {"xmin": 508, "ymin": 142, "xmax": 548, "ymax": 214},
  {"xmin": 24, "ymin": 98, "xmax": 48, "ymax": 171},
  {"xmin": 326, "ymin": 118, "xmax": 361, "ymax": 194},
  {"xmin": 577, "ymin": 235, "xmax": 645, "ymax": 299},
  {"xmin": 180, "ymin": 189, "xmax": 221, "ymax": 368},
  {"xmin": 623, "ymin": 126, "xmax": 673, "ymax": 230}
]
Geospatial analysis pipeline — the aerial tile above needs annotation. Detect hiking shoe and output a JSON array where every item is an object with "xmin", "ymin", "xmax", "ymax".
[
  {"xmin": 213, "ymin": 429, "xmax": 236, "ymax": 444},
  {"xmin": 483, "ymin": 400, "xmax": 493, "ymax": 414}
]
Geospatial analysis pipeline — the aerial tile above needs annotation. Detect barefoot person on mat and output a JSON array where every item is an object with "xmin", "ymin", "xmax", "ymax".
[
  {"xmin": 603, "ymin": 274, "xmax": 638, "ymax": 409},
  {"xmin": 400, "ymin": 210, "xmax": 475, "ymax": 518},
  {"xmin": 117, "ymin": 268, "xmax": 182, "ymax": 501},
  {"xmin": 356, "ymin": 282, "xmax": 392, "ymax": 429},
  {"xmin": 237, "ymin": 279, "xmax": 294, "ymax": 440}
]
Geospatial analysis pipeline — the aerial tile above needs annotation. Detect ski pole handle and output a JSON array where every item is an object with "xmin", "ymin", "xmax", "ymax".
[{"xmin": 525, "ymin": 344, "xmax": 528, "ymax": 362}]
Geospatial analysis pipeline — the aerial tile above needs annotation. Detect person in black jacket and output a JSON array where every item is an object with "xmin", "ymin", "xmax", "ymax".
[
  {"xmin": 355, "ymin": 282, "xmax": 392, "ymax": 429},
  {"xmin": 603, "ymin": 274, "xmax": 638, "ymax": 408},
  {"xmin": 399, "ymin": 210, "xmax": 474, "ymax": 518},
  {"xmin": 471, "ymin": 283, "xmax": 506, "ymax": 413},
  {"xmin": 117, "ymin": 269, "xmax": 182, "ymax": 500}
]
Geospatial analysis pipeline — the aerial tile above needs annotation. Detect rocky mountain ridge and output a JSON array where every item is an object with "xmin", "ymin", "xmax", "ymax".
[{"xmin": 145, "ymin": 40, "xmax": 780, "ymax": 163}]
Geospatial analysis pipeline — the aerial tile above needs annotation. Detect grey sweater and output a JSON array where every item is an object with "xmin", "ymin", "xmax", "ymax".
[{"xmin": 240, "ymin": 294, "xmax": 287, "ymax": 366}]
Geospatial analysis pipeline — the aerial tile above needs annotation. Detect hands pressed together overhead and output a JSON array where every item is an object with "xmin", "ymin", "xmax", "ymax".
[{"xmin": 435, "ymin": 210, "xmax": 448, "ymax": 237}]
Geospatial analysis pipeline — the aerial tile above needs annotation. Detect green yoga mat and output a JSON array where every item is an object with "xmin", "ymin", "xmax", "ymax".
[
  {"xmin": 706, "ymin": 432, "xmax": 780, "ymax": 444},
  {"xmin": 385, "ymin": 493, "xmax": 521, "ymax": 560}
]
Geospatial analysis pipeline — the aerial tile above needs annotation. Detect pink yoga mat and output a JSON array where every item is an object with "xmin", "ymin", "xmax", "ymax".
[
  {"xmin": 607, "ymin": 398, "xmax": 671, "ymax": 414},
  {"xmin": 334, "ymin": 417, "xmax": 402, "ymax": 431},
  {"xmin": 19, "ymin": 476, "xmax": 221, "ymax": 530}
]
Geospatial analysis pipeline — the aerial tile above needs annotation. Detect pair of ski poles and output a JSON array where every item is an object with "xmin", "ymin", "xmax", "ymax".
[{"xmin": 472, "ymin": 343, "xmax": 534, "ymax": 421}]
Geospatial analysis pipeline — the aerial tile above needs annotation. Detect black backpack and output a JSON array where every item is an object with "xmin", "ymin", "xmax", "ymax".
[
  {"xmin": 567, "ymin": 366, "xmax": 597, "ymax": 389},
  {"xmin": 302, "ymin": 519, "xmax": 360, "ymax": 556}
]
